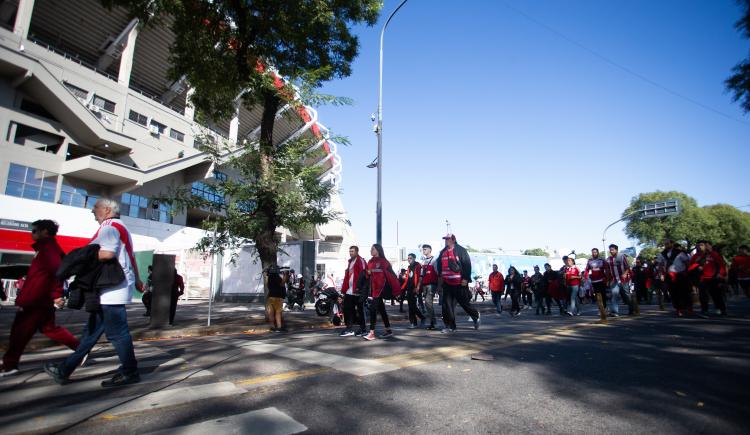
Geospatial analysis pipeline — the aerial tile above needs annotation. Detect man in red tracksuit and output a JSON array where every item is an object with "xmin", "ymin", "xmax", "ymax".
[
  {"xmin": 402, "ymin": 253, "xmax": 425, "ymax": 328},
  {"xmin": 340, "ymin": 246, "xmax": 367, "ymax": 337},
  {"xmin": 689, "ymin": 240, "xmax": 727, "ymax": 317},
  {"xmin": 1, "ymin": 220, "xmax": 80, "ymax": 377}
]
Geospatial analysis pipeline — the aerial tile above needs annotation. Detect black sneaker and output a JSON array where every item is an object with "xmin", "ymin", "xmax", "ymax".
[
  {"xmin": 378, "ymin": 330, "xmax": 394, "ymax": 339},
  {"xmin": 426, "ymin": 324, "xmax": 436, "ymax": 330},
  {"xmin": 101, "ymin": 372, "xmax": 141, "ymax": 388},
  {"xmin": 43, "ymin": 363, "xmax": 69, "ymax": 385}
]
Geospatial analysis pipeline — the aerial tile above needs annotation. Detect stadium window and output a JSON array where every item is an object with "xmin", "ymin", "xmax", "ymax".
[
  {"xmin": 5, "ymin": 163, "xmax": 58, "ymax": 203},
  {"xmin": 63, "ymin": 82, "xmax": 89, "ymax": 101},
  {"xmin": 169, "ymin": 128, "xmax": 185, "ymax": 142},
  {"xmin": 149, "ymin": 120, "xmax": 167, "ymax": 134},
  {"xmin": 191, "ymin": 181, "xmax": 225, "ymax": 205},
  {"xmin": 128, "ymin": 110, "xmax": 148, "ymax": 126},
  {"xmin": 91, "ymin": 95, "xmax": 116, "ymax": 113}
]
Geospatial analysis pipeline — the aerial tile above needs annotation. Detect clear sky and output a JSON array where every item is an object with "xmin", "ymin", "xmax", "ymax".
[{"xmin": 315, "ymin": 0, "xmax": 750, "ymax": 255}]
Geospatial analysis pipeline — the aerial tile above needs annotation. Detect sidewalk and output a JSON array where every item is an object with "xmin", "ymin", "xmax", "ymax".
[{"xmin": 0, "ymin": 297, "xmax": 501, "ymax": 351}]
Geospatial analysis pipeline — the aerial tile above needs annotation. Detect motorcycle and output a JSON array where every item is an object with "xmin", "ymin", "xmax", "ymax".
[
  {"xmin": 315, "ymin": 287, "xmax": 343, "ymax": 325},
  {"xmin": 286, "ymin": 285, "xmax": 306, "ymax": 311}
]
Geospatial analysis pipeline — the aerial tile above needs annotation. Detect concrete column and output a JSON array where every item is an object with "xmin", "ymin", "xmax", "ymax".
[
  {"xmin": 228, "ymin": 100, "xmax": 241, "ymax": 144},
  {"xmin": 117, "ymin": 23, "xmax": 140, "ymax": 87},
  {"xmin": 13, "ymin": 0, "xmax": 35, "ymax": 40}
]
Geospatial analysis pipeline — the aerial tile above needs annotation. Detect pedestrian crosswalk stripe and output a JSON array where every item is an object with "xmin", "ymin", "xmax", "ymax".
[
  {"xmin": 146, "ymin": 407, "xmax": 307, "ymax": 435},
  {"xmin": 0, "ymin": 382, "xmax": 246, "ymax": 435}
]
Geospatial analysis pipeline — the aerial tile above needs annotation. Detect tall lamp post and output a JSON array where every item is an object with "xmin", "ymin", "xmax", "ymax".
[{"xmin": 375, "ymin": 0, "xmax": 409, "ymax": 245}]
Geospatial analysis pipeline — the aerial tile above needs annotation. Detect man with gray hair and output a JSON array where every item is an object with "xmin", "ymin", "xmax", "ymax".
[{"xmin": 45, "ymin": 198, "xmax": 142, "ymax": 387}]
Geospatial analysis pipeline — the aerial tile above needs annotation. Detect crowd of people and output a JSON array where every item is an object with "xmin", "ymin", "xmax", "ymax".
[{"xmin": 332, "ymin": 237, "xmax": 749, "ymax": 338}]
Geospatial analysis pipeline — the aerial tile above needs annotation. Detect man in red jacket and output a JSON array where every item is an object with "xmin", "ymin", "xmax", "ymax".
[
  {"xmin": 488, "ymin": 264, "xmax": 505, "ymax": 316},
  {"xmin": 340, "ymin": 246, "xmax": 367, "ymax": 337},
  {"xmin": 689, "ymin": 240, "xmax": 727, "ymax": 317},
  {"xmin": 1, "ymin": 220, "xmax": 80, "ymax": 377}
]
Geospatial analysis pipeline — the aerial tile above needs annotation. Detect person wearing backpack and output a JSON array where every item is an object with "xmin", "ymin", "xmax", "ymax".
[{"xmin": 1, "ymin": 220, "xmax": 80, "ymax": 377}]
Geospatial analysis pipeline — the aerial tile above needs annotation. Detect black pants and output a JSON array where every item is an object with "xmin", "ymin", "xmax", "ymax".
[
  {"xmin": 441, "ymin": 284, "xmax": 478, "ymax": 330},
  {"xmin": 668, "ymin": 273, "xmax": 692, "ymax": 311},
  {"xmin": 142, "ymin": 291, "xmax": 152, "ymax": 315},
  {"xmin": 510, "ymin": 290, "xmax": 521, "ymax": 313},
  {"xmin": 343, "ymin": 294, "xmax": 366, "ymax": 331},
  {"xmin": 698, "ymin": 279, "xmax": 726, "ymax": 314},
  {"xmin": 407, "ymin": 289, "xmax": 425, "ymax": 324},
  {"xmin": 522, "ymin": 291, "xmax": 532, "ymax": 306},
  {"xmin": 169, "ymin": 293, "xmax": 179, "ymax": 325},
  {"xmin": 369, "ymin": 297, "xmax": 390, "ymax": 330}
]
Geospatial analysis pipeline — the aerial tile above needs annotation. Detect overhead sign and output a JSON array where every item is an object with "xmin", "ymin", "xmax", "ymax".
[
  {"xmin": 0, "ymin": 219, "xmax": 32, "ymax": 232},
  {"xmin": 642, "ymin": 199, "xmax": 679, "ymax": 218}
]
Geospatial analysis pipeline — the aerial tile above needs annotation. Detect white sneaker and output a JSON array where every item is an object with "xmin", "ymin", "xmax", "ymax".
[{"xmin": 0, "ymin": 368, "xmax": 19, "ymax": 377}]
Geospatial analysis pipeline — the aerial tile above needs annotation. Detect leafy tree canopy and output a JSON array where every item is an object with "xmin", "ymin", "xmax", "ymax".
[
  {"xmin": 523, "ymin": 248, "xmax": 550, "ymax": 257},
  {"xmin": 623, "ymin": 191, "xmax": 750, "ymax": 254},
  {"xmin": 726, "ymin": 0, "xmax": 750, "ymax": 113}
]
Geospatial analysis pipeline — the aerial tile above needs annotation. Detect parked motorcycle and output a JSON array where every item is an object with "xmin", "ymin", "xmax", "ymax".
[{"xmin": 315, "ymin": 287, "xmax": 343, "ymax": 325}]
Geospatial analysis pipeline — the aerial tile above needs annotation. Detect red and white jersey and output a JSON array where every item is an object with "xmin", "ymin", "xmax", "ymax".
[
  {"xmin": 585, "ymin": 258, "xmax": 607, "ymax": 283},
  {"xmin": 607, "ymin": 254, "xmax": 630, "ymax": 283}
]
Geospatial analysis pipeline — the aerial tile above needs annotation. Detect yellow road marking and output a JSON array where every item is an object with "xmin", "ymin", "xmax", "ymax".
[{"xmin": 233, "ymin": 313, "xmax": 655, "ymax": 388}]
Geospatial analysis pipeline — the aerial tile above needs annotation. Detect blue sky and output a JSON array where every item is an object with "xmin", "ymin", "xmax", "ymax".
[{"xmin": 316, "ymin": 0, "xmax": 750, "ymax": 254}]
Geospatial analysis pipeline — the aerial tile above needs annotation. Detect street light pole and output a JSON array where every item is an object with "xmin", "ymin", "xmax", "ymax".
[{"xmin": 376, "ymin": 0, "xmax": 409, "ymax": 246}]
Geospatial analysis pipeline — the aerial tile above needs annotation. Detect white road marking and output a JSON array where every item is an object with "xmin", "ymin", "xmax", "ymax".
[
  {"xmin": 146, "ymin": 407, "xmax": 307, "ymax": 435},
  {"xmin": 223, "ymin": 339, "xmax": 400, "ymax": 376},
  {"xmin": 0, "ymin": 382, "xmax": 246, "ymax": 435}
]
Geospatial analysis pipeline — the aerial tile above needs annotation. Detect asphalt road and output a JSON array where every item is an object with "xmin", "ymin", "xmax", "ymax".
[{"xmin": 1, "ymin": 298, "xmax": 748, "ymax": 435}]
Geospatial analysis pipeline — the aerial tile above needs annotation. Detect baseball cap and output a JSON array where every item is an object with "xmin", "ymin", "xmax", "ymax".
[{"xmin": 442, "ymin": 233, "xmax": 456, "ymax": 240}]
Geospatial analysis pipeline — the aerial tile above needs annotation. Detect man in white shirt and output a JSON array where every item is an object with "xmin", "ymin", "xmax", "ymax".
[{"xmin": 45, "ymin": 198, "xmax": 142, "ymax": 387}]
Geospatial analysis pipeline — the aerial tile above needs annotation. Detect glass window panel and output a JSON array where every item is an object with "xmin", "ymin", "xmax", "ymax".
[
  {"xmin": 71, "ymin": 194, "xmax": 85, "ymax": 208},
  {"xmin": 40, "ymin": 188, "xmax": 55, "ymax": 202},
  {"xmin": 5, "ymin": 180, "xmax": 24, "ymax": 197},
  {"xmin": 139, "ymin": 196, "xmax": 148, "ymax": 208},
  {"xmin": 85, "ymin": 196, "xmax": 98, "ymax": 209},
  {"xmin": 137, "ymin": 208, "xmax": 147, "ymax": 219},
  {"xmin": 121, "ymin": 193, "xmax": 131, "ymax": 204},
  {"xmin": 42, "ymin": 173, "xmax": 57, "ymax": 189},
  {"xmin": 25, "ymin": 169, "xmax": 42, "ymax": 186},
  {"xmin": 60, "ymin": 191, "xmax": 71, "ymax": 205},
  {"xmin": 22, "ymin": 186, "xmax": 40, "ymax": 200},
  {"xmin": 8, "ymin": 164, "xmax": 26, "ymax": 182},
  {"xmin": 127, "ymin": 205, "xmax": 138, "ymax": 217}
]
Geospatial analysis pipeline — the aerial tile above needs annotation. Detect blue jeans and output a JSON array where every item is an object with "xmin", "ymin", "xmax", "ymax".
[
  {"xmin": 491, "ymin": 291, "xmax": 503, "ymax": 314},
  {"xmin": 568, "ymin": 285, "xmax": 580, "ymax": 314},
  {"xmin": 608, "ymin": 282, "xmax": 632, "ymax": 314},
  {"xmin": 59, "ymin": 305, "xmax": 138, "ymax": 377}
]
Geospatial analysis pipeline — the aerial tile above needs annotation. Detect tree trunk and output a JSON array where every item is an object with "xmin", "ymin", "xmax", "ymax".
[{"xmin": 256, "ymin": 89, "xmax": 281, "ymax": 300}]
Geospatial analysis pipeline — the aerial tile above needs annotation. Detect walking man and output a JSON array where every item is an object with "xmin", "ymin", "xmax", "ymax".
[
  {"xmin": 488, "ymin": 264, "xmax": 505, "ymax": 316},
  {"xmin": 689, "ymin": 240, "xmax": 727, "ymax": 317},
  {"xmin": 436, "ymin": 234, "xmax": 480, "ymax": 333},
  {"xmin": 340, "ymin": 246, "xmax": 367, "ymax": 336},
  {"xmin": 1, "ymin": 220, "xmax": 80, "ymax": 377},
  {"xmin": 656, "ymin": 239, "xmax": 692, "ymax": 316},
  {"xmin": 584, "ymin": 248, "xmax": 609, "ymax": 322},
  {"xmin": 402, "ymin": 253, "xmax": 425, "ymax": 328},
  {"xmin": 420, "ymin": 244, "xmax": 439, "ymax": 330},
  {"xmin": 606, "ymin": 244, "xmax": 635, "ymax": 316},
  {"xmin": 45, "ymin": 198, "xmax": 142, "ymax": 387}
]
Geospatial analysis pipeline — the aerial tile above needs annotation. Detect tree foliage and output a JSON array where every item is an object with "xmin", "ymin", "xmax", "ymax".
[
  {"xmin": 623, "ymin": 191, "xmax": 750, "ymax": 254},
  {"xmin": 726, "ymin": 0, "xmax": 750, "ymax": 113},
  {"xmin": 523, "ymin": 248, "xmax": 550, "ymax": 257},
  {"xmin": 103, "ymin": 0, "xmax": 381, "ymax": 273}
]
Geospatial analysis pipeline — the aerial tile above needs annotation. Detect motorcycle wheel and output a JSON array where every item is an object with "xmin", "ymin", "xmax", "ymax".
[{"xmin": 315, "ymin": 302, "xmax": 330, "ymax": 317}]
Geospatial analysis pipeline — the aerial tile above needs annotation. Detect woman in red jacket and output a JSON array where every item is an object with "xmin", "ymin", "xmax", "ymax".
[{"xmin": 364, "ymin": 244, "xmax": 397, "ymax": 341}]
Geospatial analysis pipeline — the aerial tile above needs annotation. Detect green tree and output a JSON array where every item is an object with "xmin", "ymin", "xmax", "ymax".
[
  {"xmin": 623, "ymin": 191, "xmax": 750, "ymax": 253},
  {"xmin": 703, "ymin": 204, "xmax": 750, "ymax": 256},
  {"xmin": 726, "ymin": 0, "xmax": 750, "ymax": 113},
  {"xmin": 623, "ymin": 191, "xmax": 719, "ymax": 251},
  {"xmin": 576, "ymin": 252, "xmax": 591, "ymax": 260},
  {"xmin": 523, "ymin": 248, "xmax": 549, "ymax": 257},
  {"xmin": 106, "ymin": 0, "xmax": 381, "ymax": 275},
  {"xmin": 637, "ymin": 246, "xmax": 661, "ymax": 261}
]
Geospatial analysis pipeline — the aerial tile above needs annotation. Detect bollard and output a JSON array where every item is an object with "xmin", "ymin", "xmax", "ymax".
[{"xmin": 149, "ymin": 254, "xmax": 175, "ymax": 329}]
